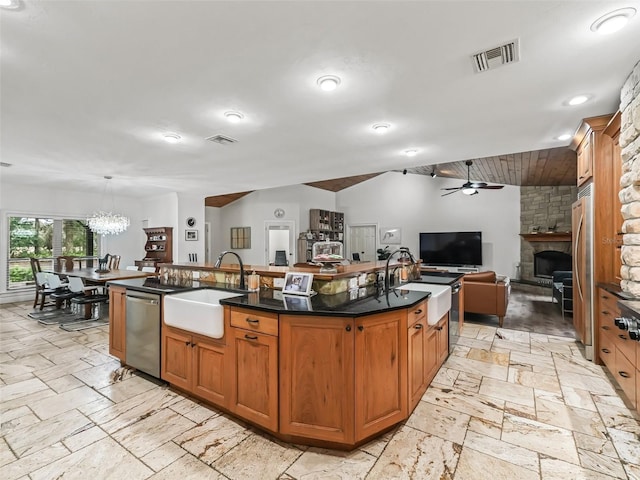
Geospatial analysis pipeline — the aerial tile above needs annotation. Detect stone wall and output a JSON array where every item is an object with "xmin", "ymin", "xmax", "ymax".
[
  {"xmin": 620, "ymin": 60, "xmax": 640, "ymax": 297},
  {"xmin": 519, "ymin": 186, "xmax": 577, "ymax": 282}
]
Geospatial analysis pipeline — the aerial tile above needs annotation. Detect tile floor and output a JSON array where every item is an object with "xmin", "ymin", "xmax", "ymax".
[{"xmin": 1, "ymin": 300, "xmax": 639, "ymax": 479}]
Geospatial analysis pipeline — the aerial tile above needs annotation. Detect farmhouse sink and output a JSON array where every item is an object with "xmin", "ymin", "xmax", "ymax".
[
  {"xmin": 163, "ymin": 289, "xmax": 243, "ymax": 338},
  {"xmin": 396, "ymin": 283, "xmax": 452, "ymax": 325}
]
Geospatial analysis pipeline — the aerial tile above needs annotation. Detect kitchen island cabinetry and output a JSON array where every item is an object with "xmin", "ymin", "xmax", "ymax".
[
  {"xmin": 109, "ymin": 286, "xmax": 127, "ymax": 361},
  {"xmin": 228, "ymin": 307, "xmax": 279, "ymax": 431},
  {"xmin": 161, "ymin": 325, "xmax": 227, "ymax": 408}
]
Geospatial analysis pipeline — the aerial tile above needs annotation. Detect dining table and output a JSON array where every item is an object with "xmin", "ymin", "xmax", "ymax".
[{"xmin": 46, "ymin": 267, "xmax": 156, "ymax": 284}]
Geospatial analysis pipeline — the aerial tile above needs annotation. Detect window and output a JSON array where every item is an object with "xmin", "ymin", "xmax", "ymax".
[{"xmin": 7, "ymin": 216, "xmax": 99, "ymax": 290}]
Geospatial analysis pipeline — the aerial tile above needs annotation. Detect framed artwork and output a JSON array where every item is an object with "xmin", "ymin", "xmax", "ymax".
[
  {"xmin": 231, "ymin": 226, "xmax": 251, "ymax": 249},
  {"xmin": 282, "ymin": 272, "xmax": 313, "ymax": 296},
  {"xmin": 380, "ymin": 227, "xmax": 401, "ymax": 244},
  {"xmin": 185, "ymin": 229, "xmax": 198, "ymax": 241}
]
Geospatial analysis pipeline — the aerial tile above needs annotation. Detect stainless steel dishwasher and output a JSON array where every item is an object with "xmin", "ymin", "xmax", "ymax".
[{"xmin": 125, "ymin": 290, "xmax": 161, "ymax": 378}]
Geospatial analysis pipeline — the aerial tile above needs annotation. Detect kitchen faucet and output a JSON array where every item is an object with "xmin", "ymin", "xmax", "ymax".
[
  {"xmin": 214, "ymin": 251, "xmax": 246, "ymax": 290},
  {"xmin": 384, "ymin": 247, "xmax": 416, "ymax": 292}
]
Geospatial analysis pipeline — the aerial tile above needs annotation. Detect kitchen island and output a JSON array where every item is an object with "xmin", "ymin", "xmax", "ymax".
[{"xmin": 109, "ymin": 276, "xmax": 449, "ymax": 450}]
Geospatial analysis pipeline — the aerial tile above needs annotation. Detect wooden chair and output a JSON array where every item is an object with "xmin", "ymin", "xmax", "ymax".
[
  {"xmin": 55, "ymin": 256, "xmax": 76, "ymax": 271},
  {"xmin": 34, "ymin": 272, "xmax": 57, "ymax": 310},
  {"xmin": 107, "ymin": 254, "xmax": 121, "ymax": 270}
]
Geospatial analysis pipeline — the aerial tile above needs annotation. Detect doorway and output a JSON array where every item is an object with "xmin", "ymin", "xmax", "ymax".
[
  {"xmin": 347, "ymin": 224, "xmax": 378, "ymax": 262},
  {"xmin": 265, "ymin": 221, "xmax": 296, "ymax": 265}
]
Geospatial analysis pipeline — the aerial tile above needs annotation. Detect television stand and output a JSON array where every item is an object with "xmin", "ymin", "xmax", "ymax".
[{"xmin": 458, "ymin": 266, "xmax": 479, "ymax": 273}]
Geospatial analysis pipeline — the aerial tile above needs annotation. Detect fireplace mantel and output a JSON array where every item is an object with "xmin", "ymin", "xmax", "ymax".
[{"xmin": 520, "ymin": 233, "xmax": 572, "ymax": 242}]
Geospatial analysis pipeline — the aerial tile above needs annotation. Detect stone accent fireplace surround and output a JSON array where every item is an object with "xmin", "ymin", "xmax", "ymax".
[
  {"xmin": 620, "ymin": 60, "xmax": 640, "ymax": 297},
  {"xmin": 519, "ymin": 186, "xmax": 576, "ymax": 284}
]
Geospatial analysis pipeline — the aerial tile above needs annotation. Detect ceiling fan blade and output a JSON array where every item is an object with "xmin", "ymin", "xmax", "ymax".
[
  {"xmin": 441, "ymin": 189, "xmax": 461, "ymax": 197},
  {"xmin": 440, "ymin": 187, "xmax": 462, "ymax": 191},
  {"xmin": 478, "ymin": 185, "xmax": 504, "ymax": 189}
]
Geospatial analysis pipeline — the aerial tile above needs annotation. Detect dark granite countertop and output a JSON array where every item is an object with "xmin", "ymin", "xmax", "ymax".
[{"xmin": 108, "ymin": 279, "xmax": 432, "ymax": 317}]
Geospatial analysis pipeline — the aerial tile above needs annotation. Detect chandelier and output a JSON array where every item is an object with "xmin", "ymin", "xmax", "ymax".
[{"xmin": 87, "ymin": 176, "xmax": 130, "ymax": 235}]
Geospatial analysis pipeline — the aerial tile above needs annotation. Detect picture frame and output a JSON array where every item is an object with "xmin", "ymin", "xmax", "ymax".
[
  {"xmin": 380, "ymin": 227, "xmax": 401, "ymax": 244},
  {"xmin": 185, "ymin": 229, "xmax": 198, "ymax": 241},
  {"xmin": 230, "ymin": 226, "xmax": 251, "ymax": 249},
  {"xmin": 282, "ymin": 272, "xmax": 314, "ymax": 296}
]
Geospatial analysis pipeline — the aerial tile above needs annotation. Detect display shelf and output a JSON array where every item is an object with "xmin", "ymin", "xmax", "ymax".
[{"xmin": 136, "ymin": 227, "xmax": 173, "ymax": 267}]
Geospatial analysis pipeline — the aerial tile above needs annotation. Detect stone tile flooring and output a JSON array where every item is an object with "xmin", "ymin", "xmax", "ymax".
[{"xmin": 1, "ymin": 301, "xmax": 639, "ymax": 479}]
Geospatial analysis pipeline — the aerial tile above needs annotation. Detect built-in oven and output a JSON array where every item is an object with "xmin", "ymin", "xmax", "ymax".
[{"xmin": 449, "ymin": 282, "xmax": 462, "ymax": 353}]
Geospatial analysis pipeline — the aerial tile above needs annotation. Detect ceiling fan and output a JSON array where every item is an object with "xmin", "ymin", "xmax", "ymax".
[{"xmin": 441, "ymin": 160, "xmax": 505, "ymax": 196}]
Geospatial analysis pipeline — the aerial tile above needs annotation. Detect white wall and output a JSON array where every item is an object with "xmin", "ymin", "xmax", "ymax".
[
  {"xmin": 336, "ymin": 172, "xmax": 521, "ymax": 277},
  {"xmin": 205, "ymin": 207, "xmax": 223, "ymax": 263},
  {"xmin": 176, "ymin": 193, "xmax": 206, "ymax": 263},
  {"xmin": 217, "ymin": 184, "xmax": 335, "ymax": 264}
]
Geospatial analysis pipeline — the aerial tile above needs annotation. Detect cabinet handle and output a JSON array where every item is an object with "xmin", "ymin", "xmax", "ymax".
[
  {"xmin": 602, "ymin": 295, "xmax": 610, "ymax": 299},
  {"xmin": 601, "ymin": 348, "xmax": 611, "ymax": 354},
  {"xmin": 618, "ymin": 335, "xmax": 627, "ymax": 341},
  {"xmin": 602, "ymin": 326, "xmax": 610, "ymax": 331},
  {"xmin": 185, "ymin": 341, "xmax": 191, "ymax": 346},
  {"xmin": 246, "ymin": 318, "xmax": 260, "ymax": 324},
  {"xmin": 414, "ymin": 323, "xmax": 423, "ymax": 330},
  {"xmin": 435, "ymin": 326, "xmax": 443, "ymax": 331},
  {"xmin": 191, "ymin": 343, "xmax": 196, "ymax": 348},
  {"xmin": 414, "ymin": 309, "xmax": 423, "ymax": 315},
  {"xmin": 618, "ymin": 371, "xmax": 630, "ymax": 378},
  {"xmin": 602, "ymin": 311, "xmax": 610, "ymax": 315},
  {"xmin": 244, "ymin": 334, "xmax": 258, "ymax": 340},
  {"xmin": 357, "ymin": 325, "xmax": 364, "ymax": 332},
  {"xmin": 345, "ymin": 325, "xmax": 351, "ymax": 332}
]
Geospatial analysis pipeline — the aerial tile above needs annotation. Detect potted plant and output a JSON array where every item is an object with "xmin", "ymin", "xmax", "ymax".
[{"xmin": 377, "ymin": 246, "xmax": 391, "ymax": 260}]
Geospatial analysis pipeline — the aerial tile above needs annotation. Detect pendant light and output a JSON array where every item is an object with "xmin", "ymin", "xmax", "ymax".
[{"xmin": 87, "ymin": 176, "xmax": 130, "ymax": 235}]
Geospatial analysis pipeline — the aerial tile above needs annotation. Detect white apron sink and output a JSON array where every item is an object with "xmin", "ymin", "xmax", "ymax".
[
  {"xmin": 395, "ymin": 283, "xmax": 452, "ymax": 325},
  {"xmin": 163, "ymin": 289, "xmax": 243, "ymax": 338}
]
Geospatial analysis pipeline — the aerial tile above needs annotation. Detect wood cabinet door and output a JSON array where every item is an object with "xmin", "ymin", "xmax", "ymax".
[
  {"xmin": 354, "ymin": 310, "xmax": 407, "ymax": 441},
  {"xmin": 108, "ymin": 286, "xmax": 127, "ymax": 361},
  {"xmin": 572, "ymin": 198, "xmax": 587, "ymax": 344},
  {"xmin": 408, "ymin": 317, "xmax": 427, "ymax": 411},
  {"xmin": 192, "ymin": 334, "xmax": 226, "ymax": 408},
  {"xmin": 229, "ymin": 327, "xmax": 278, "ymax": 431},
  {"xmin": 425, "ymin": 325, "xmax": 439, "ymax": 385},
  {"xmin": 613, "ymin": 137, "xmax": 623, "ymax": 284},
  {"xmin": 161, "ymin": 327, "xmax": 192, "ymax": 391},
  {"xmin": 279, "ymin": 315, "xmax": 355, "ymax": 444},
  {"xmin": 436, "ymin": 314, "xmax": 449, "ymax": 366},
  {"xmin": 577, "ymin": 134, "xmax": 592, "ymax": 186}
]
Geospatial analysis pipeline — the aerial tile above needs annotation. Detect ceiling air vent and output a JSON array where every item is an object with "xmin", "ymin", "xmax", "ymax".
[
  {"xmin": 206, "ymin": 134, "xmax": 238, "ymax": 145},
  {"xmin": 471, "ymin": 39, "xmax": 520, "ymax": 73}
]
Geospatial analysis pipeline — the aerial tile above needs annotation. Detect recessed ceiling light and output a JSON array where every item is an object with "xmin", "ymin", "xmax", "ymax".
[
  {"xmin": 163, "ymin": 133, "xmax": 181, "ymax": 144},
  {"xmin": 556, "ymin": 133, "xmax": 572, "ymax": 141},
  {"xmin": 0, "ymin": 0, "xmax": 19, "ymax": 9},
  {"xmin": 317, "ymin": 75, "xmax": 341, "ymax": 92},
  {"xmin": 567, "ymin": 95, "xmax": 590, "ymax": 106},
  {"xmin": 591, "ymin": 8, "xmax": 636, "ymax": 34},
  {"xmin": 224, "ymin": 111, "xmax": 244, "ymax": 123},
  {"xmin": 372, "ymin": 123, "xmax": 390, "ymax": 134},
  {"xmin": 404, "ymin": 149, "xmax": 418, "ymax": 157}
]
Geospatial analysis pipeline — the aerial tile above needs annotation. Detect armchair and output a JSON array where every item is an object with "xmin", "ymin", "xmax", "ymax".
[{"xmin": 463, "ymin": 271, "xmax": 510, "ymax": 327}]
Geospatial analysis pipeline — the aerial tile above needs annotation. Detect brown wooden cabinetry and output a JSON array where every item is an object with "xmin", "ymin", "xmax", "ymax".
[
  {"xmin": 228, "ymin": 307, "xmax": 279, "ymax": 431},
  {"xmin": 596, "ymin": 288, "xmax": 637, "ymax": 410},
  {"xmin": 603, "ymin": 112, "xmax": 623, "ymax": 284},
  {"xmin": 572, "ymin": 198, "xmax": 587, "ymax": 345},
  {"xmin": 354, "ymin": 310, "xmax": 407, "ymax": 440},
  {"xmin": 161, "ymin": 325, "xmax": 227, "ymax": 408},
  {"xmin": 576, "ymin": 132, "xmax": 593, "ymax": 187},
  {"xmin": 279, "ymin": 315, "xmax": 355, "ymax": 443},
  {"xmin": 309, "ymin": 209, "xmax": 344, "ymax": 242},
  {"xmin": 408, "ymin": 305, "xmax": 428, "ymax": 410},
  {"xmin": 108, "ymin": 285, "xmax": 127, "ymax": 361},
  {"xmin": 137, "ymin": 227, "xmax": 173, "ymax": 269}
]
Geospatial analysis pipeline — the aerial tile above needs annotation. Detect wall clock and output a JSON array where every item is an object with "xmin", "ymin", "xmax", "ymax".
[
  {"xmin": 274, "ymin": 208, "xmax": 285, "ymax": 218},
  {"xmin": 186, "ymin": 217, "xmax": 196, "ymax": 227}
]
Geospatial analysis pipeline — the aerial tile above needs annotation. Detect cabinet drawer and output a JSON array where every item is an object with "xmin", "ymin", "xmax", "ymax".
[
  {"xmin": 613, "ymin": 331, "xmax": 636, "ymax": 367},
  {"xmin": 614, "ymin": 349, "xmax": 636, "ymax": 406},
  {"xmin": 408, "ymin": 301, "xmax": 427, "ymax": 327},
  {"xmin": 598, "ymin": 290, "xmax": 620, "ymax": 319},
  {"xmin": 230, "ymin": 307, "xmax": 278, "ymax": 336},
  {"xmin": 599, "ymin": 328, "xmax": 616, "ymax": 370}
]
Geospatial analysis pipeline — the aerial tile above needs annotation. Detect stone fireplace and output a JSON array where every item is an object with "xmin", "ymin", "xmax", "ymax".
[{"xmin": 519, "ymin": 186, "xmax": 577, "ymax": 284}]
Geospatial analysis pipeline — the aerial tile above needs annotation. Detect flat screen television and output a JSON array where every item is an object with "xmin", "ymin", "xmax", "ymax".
[{"xmin": 419, "ymin": 231, "xmax": 482, "ymax": 267}]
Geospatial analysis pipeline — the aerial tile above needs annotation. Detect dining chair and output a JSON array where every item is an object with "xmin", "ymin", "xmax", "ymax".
[
  {"xmin": 55, "ymin": 256, "xmax": 76, "ymax": 271},
  {"xmin": 274, "ymin": 250, "xmax": 288, "ymax": 266},
  {"xmin": 107, "ymin": 254, "xmax": 121, "ymax": 270},
  {"xmin": 34, "ymin": 271, "xmax": 56, "ymax": 310},
  {"xmin": 141, "ymin": 266, "xmax": 157, "ymax": 273}
]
